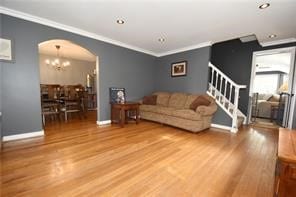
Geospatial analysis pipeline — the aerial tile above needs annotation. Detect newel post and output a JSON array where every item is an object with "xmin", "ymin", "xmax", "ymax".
[{"xmin": 231, "ymin": 87, "xmax": 240, "ymax": 133}]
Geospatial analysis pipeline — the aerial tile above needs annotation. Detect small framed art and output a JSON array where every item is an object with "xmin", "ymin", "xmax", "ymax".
[
  {"xmin": 171, "ymin": 61, "xmax": 187, "ymax": 77},
  {"xmin": 109, "ymin": 87, "xmax": 126, "ymax": 103},
  {"xmin": 0, "ymin": 38, "xmax": 14, "ymax": 62}
]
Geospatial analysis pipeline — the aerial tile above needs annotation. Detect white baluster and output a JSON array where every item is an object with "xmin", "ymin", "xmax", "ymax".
[
  {"xmin": 215, "ymin": 71, "xmax": 218, "ymax": 97},
  {"xmin": 211, "ymin": 67, "xmax": 214, "ymax": 94},
  {"xmin": 229, "ymin": 84, "xmax": 232, "ymax": 110},
  {"xmin": 219, "ymin": 76, "xmax": 223, "ymax": 102},
  {"xmin": 231, "ymin": 87, "xmax": 240, "ymax": 133},
  {"xmin": 224, "ymin": 81, "xmax": 227, "ymax": 106}
]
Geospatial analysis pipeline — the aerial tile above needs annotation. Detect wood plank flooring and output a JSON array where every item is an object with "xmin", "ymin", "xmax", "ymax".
[{"xmin": 1, "ymin": 114, "xmax": 278, "ymax": 196}]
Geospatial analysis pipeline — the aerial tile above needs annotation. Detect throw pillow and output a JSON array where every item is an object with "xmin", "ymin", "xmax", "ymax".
[
  {"xmin": 268, "ymin": 94, "xmax": 280, "ymax": 102},
  {"xmin": 142, "ymin": 95, "xmax": 157, "ymax": 105},
  {"xmin": 260, "ymin": 93, "xmax": 273, "ymax": 101},
  {"xmin": 189, "ymin": 96, "xmax": 210, "ymax": 110}
]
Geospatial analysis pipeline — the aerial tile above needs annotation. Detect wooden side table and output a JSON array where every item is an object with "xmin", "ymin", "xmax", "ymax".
[
  {"xmin": 111, "ymin": 102, "xmax": 140, "ymax": 127},
  {"xmin": 274, "ymin": 128, "xmax": 296, "ymax": 196}
]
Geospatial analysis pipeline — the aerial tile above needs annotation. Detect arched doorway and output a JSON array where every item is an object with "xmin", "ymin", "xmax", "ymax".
[{"xmin": 38, "ymin": 39, "xmax": 99, "ymax": 131}]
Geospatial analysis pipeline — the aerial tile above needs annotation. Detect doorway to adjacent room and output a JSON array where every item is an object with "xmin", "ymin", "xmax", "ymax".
[
  {"xmin": 38, "ymin": 39, "xmax": 99, "ymax": 133},
  {"xmin": 248, "ymin": 47, "xmax": 296, "ymax": 129}
]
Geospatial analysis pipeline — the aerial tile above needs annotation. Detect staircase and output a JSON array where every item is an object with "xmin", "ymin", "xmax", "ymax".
[{"xmin": 207, "ymin": 62, "xmax": 247, "ymax": 133}]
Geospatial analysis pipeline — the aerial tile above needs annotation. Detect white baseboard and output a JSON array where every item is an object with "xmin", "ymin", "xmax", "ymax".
[
  {"xmin": 97, "ymin": 120, "xmax": 111, "ymax": 126},
  {"xmin": 211, "ymin": 124, "xmax": 232, "ymax": 131},
  {"xmin": 96, "ymin": 120, "xmax": 232, "ymax": 131},
  {"xmin": 3, "ymin": 130, "xmax": 44, "ymax": 142}
]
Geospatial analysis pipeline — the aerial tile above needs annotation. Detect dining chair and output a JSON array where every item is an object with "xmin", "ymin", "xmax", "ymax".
[
  {"xmin": 40, "ymin": 84, "xmax": 61, "ymax": 125},
  {"xmin": 60, "ymin": 85, "xmax": 86, "ymax": 121}
]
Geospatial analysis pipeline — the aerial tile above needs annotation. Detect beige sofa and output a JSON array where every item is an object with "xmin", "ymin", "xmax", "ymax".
[
  {"xmin": 139, "ymin": 92, "xmax": 217, "ymax": 132},
  {"xmin": 256, "ymin": 94, "xmax": 280, "ymax": 119}
]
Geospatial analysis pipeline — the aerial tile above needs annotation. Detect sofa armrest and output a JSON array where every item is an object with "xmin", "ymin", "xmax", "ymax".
[{"xmin": 196, "ymin": 104, "xmax": 217, "ymax": 116}]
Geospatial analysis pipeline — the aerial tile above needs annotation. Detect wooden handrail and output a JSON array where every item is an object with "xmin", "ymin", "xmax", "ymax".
[{"xmin": 209, "ymin": 63, "xmax": 246, "ymax": 89}]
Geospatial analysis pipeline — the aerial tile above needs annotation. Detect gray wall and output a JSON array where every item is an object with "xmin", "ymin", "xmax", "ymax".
[
  {"xmin": 211, "ymin": 40, "xmax": 260, "ymax": 114},
  {"xmin": 155, "ymin": 47, "xmax": 232, "ymax": 126},
  {"xmin": 156, "ymin": 47, "xmax": 210, "ymax": 93},
  {"xmin": 212, "ymin": 108, "xmax": 232, "ymax": 126},
  {"xmin": 1, "ymin": 14, "xmax": 156, "ymax": 136}
]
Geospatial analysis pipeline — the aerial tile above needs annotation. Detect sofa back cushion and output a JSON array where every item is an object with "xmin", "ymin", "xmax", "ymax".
[
  {"xmin": 189, "ymin": 95, "xmax": 211, "ymax": 110},
  {"xmin": 153, "ymin": 92, "xmax": 171, "ymax": 107},
  {"xmin": 258, "ymin": 93, "xmax": 273, "ymax": 101},
  {"xmin": 168, "ymin": 93, "xmax": 188, "ymax": 109}
]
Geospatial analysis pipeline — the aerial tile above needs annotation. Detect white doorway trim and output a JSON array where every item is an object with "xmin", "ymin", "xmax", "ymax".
[
  {"xmin": 95, "ymin": 56, "xmax": 100, "ymax": 123},
  {"xmin": 248, "ymin": 46, "xmax": 296, "ymax": 128}
]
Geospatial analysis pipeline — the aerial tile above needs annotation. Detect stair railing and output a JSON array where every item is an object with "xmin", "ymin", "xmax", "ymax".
[{"xmin": 207, "ymin": 62, "xmax": 247, "ymax": 132}]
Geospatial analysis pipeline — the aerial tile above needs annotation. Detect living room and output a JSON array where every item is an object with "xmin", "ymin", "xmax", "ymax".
[{"xmin": 1, "ymin": 1, "xmax": 296, "ymax": 196}]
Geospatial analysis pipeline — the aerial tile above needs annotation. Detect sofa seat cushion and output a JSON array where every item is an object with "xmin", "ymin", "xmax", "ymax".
[
  {"xmin": 139, "ymin": 105, "xmax": 175, "ymax": 116},
  {"xmin": 171, "ymin": 109, "xmax": 202, "ymax": 121},
  {"xmin": 155, "ymin": 106, "xmax": 175, "ymax": 116},
  {"xmin": 168, "ymin": 93, "xmax": 188, "ymax": 109},
  {"xmin": 139, "ymin": 104, "xmax": 159, "ymax": 113}
]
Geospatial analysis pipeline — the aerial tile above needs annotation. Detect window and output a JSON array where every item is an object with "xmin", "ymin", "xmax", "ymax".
[{"xmin": 253, "ymin": 74, "xmax": 279, "ymax": 94}]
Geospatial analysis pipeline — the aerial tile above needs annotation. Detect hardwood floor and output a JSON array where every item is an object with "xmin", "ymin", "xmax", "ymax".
[{"xmin": 1, "ymin": 114, "xmax": 278, "ymax": 196}]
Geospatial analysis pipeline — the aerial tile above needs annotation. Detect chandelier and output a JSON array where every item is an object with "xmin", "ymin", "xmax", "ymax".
[{"xmin": 45, "ymin": 45, "xmax": 70, "ymax": 71}]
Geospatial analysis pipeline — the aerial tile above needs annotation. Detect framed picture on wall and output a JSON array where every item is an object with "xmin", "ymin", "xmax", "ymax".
[
  {"xmin": 0, "ymin": 38, "xmax": 14, "ymax": 62},
  {"xmin": 171, "ymin": 61, "xmax": 187, "ymax": 77},
  {"xmin": 109, "ymin": 87, "xmax": 126, "ymax": 103}
]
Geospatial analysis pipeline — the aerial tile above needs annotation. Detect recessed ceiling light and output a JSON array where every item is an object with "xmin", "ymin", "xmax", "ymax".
[
  {"xmin": 259, "ymin": 3, "xmax": 270, "ymax": 9},
  {"xmin": 158, "ymin": 38, "xmax": 165, "ymax": 42},
  {"xmin": 269, "ymin": 34, "xmax": 277, "ymax": 38},
  {"xmin": 116, "ymin": 19, "xmax": 124, "ymax": 24}
]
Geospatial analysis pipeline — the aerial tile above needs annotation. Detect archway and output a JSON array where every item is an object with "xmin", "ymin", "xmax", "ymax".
[{"xmin": 38, "ymin": 39, "xmax": 99, "ymax": 131}]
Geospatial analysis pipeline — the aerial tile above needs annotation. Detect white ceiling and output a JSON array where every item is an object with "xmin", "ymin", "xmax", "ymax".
[
  {"xmin": 39, "ymin": 40, "xmax": 96, "ymax": 62},
  {"xmin": 1, "ymin": 0, "xmax": 296, "ymax": 56}
]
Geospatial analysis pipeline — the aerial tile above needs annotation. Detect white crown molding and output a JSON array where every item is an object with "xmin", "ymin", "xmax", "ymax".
[
  {"xmin": 97, "ymin": 120, "xmax": 111, "ymax": 126},
  {"xmin": 3, "ymin": 130, "xmax": 44, "ymax": 141},
  {"xmin": 0, "ymin": 6, "xmax": 158, "ymax": 56},
  {"xmin": 260, "ymin": 38, "xmax": 296, "ymax": 47},
  {"xmin": 0, "ymin": 6, "xmax": 214, "ymax": 57},
  {"xmin": 211, "ymin": 123, "xmax": 232, "ymax": 131},
  {"xmin": 156, "ymin": 41, "xmax": 212, "ymax": 57}
]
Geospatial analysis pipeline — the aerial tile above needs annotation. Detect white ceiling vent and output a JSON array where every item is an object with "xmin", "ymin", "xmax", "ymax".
[{"xmin": 240, "ymin": 35, "xmax": 257, "ymax": 43}]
